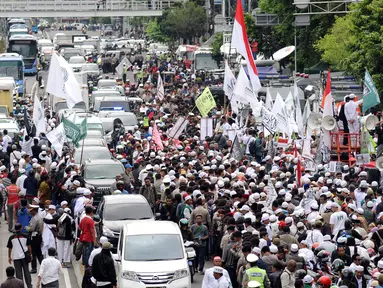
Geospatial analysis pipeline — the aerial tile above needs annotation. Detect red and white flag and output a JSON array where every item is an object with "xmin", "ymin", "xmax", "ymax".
[
  {"xmin": 152, "ymin": 122, "xmax": 164, "ymax": 151},
  {"xmin": 321, "ymin": 68, "xmax": 333, "ymax": 117},
  {"xmin": 157, "ymin": 72, "xmax": 165, "ymax": 101},
  {"xmin": 231, "ymin": 0, "xmax": 261, "ymax": 92}
]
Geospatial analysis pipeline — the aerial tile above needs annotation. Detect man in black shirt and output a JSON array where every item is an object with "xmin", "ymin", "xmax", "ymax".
[{"xmin": 92, "ymin": 242, "xmax": 117, "ymax": 288}]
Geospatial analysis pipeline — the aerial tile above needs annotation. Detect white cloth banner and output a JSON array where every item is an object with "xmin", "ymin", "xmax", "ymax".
[
  {"xmin": 294, "ymin": 82, "xmax": 304, "ymax": 137},
  {"xmin": 156, "ymin": 72, "xmax": 165, "ymax": 101},
  {"xmin": 200, "ymin": 118, "xmax": 213, "ymax": 140},
  {"xmin": 46, "ymin": 53, "xmax": 83, "ymax": 109},
  {"xmin": 272, "ymin": 93, "xmax": 291, "ymax": 137},
  {"xmin": 168, "ymin": 117, "xmax": 188, "ymax": 139},
  {"xmin": 223, "ymin": 61, "xmax": 236, "ymax": 100},
  {"xmin": 33, "ymin": 94, "xmax": 46, "ymax": 136},
  {"xmin": 46, "ymin": 123, "xmax": 66, "ymax": 157},
  {"xmin": 262, "ymin": 107, "xmax": 277, "ymax": 134},
  {"xmin": 115, "ymin": 57, "xmax": 132, "ymax": 76}
]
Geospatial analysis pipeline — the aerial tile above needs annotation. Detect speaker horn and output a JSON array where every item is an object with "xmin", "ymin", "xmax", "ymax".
[
  {"xmin": 376, "ymin": 156, "xmax": 383, "ymax": 170},
  {"xmin": 307, "ymin": 113, "xmax": 322, "ymax": 130},
  {"xmin": 322, "ymin": 115, "xmax": 337, "ymax": 131},
  {"xmin": 361, "ymin": 113, "xmax": 379, "ymax": 130}
]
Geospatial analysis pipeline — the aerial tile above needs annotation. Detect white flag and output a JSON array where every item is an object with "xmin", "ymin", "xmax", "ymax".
[
  {"xmin": 32, "ymin": 95, "xmax": 46, "ymax": 136},
  {"xmin": 265, "ymin": 87, "xmax": 273, "ymax": 110},
  {"xmin": 115, "ymin": 57, "xmax": 131, "ymax": 76},
  {"xmin": 302, "ymin": 99, "xmax": 311, "ymax": 126},
  {"xmin": 46, "ymin": 123, "xmax": 66, "ymax": 157},
  {"xmin": 157, "ymin": 72, "xmax": 165, "ymax": 101},
  {"xmin": 46, "ymin": 53, "xmax": 83, "ymax": 109},
  {"xmin": 223, "ymin": 61, "xmax": 236, "ymax": 100},
  {"xmin": 272, "ymin": 93, "xmax": 291, "ymax": 137},
  {"xmin": 294, "ymin": 82, "xmax": 304, "ymax": 138}
]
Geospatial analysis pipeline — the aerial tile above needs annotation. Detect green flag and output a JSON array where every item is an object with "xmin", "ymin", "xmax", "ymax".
[
  {"xmin": 362, "ymin": 70, "xmax": 380, "ymax": 113},
  {"xmin": 62, "ymin": 116, "xmax": 81, "ymax": 146}
]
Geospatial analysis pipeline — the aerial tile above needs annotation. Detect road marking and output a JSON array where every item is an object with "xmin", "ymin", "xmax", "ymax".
[{"xmin": 63, "ymin": 266, "xmax": 72, "ymax": 288}]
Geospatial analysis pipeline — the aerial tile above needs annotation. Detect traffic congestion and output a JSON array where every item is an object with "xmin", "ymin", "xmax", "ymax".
[{"xmin": 0, "ymin": 3, "xmax": 383, "ymax": 288}]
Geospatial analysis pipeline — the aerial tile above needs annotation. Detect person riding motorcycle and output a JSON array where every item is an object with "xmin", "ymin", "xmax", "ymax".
[
  {"xmin": 317, "ymin": 276, "xmax": 332, "ymax": 288},
  {"xmin": 338, "ymin": 268, "xmax": 357, "ymax": 288},
  {"xmin": 179, "ymin": 218, "xmax": 193, "ymax": 242}
]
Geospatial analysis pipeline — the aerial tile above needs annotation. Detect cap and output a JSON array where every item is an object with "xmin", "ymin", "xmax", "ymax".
[
  {"xmin": 355, "ymin": 265, "xmax": 364, "ymax": 272},
  {"xmin": 303, "ymin": 275, "xmax": 314, "ymax": 284},
  {"xmin": 357, "ymin": 208, "xmax": 364, "ymax": 214},
  {"xmin": 241, "ymin": 205, "xmax": 250, "ymax": 211},
  {"xmin": 367, "ymin": 201, "xmax": 374, "ymax": 208},
  {"xmin": 213, "ymin": 266, "xmax": 224, "ymax": 274},
  {"xmin": 61, "ymin": 201, "xmax": 68, "ymax": 206},
  {"xmin": 102, "ymin": 242, "xmax": 113, "ymax": 249},
  {"xmin": 290, "ymin": 243, "xmax": 298, "ymax": 252},
  {"xmin": 285, "ymin": 217, "xmax": 293, "ymax": 224},
  {"xmin": 33, "ymin": 197, "xmax": 40, "ymax": 204},
  {"xmin": 48, "ymin": 205, "xmax": 56, "ymax": 210},
  {"xmin": 185, "ymin": 195, "xmax": 192, "ymax": 201},
  {"xmin": 73, "ymin": 180, "xmax": 80, "ymax": 186},
  {"xmin": 83, "ymin": 189, "xmax": 91, "ymax": 196},
  {"xmin": 252, "ymin": 247, "xmax": 261, "ymax": 255},
  {"xmin": 29, "ymin": 204, "xmax": 39, "ymax": 210},
  {"xmin": 246, "ymin": 254, "xmax": 259, "ymax": 263},
  {"xmin": 100, "ymin": 236, "xmax": 108, "ymax": 244},
  {"xmin": 378, "ymin": 260, "xmax": 383, "ymax": 268},
  {"xmin": 125, "ymin": 164, "xmax": 132, "ymax": 169},
  {"xmin": 270, "ymin": 245, "xmax": 278, "ymax": 253}
]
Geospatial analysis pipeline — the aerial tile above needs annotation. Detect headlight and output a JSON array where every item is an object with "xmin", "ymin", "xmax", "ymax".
[
  {"xmin": 102, "ymin": 225, "xmax": 114, "ymax": 237},
  {"xmin": 121, "ymin": 271, "xmax": 139, "ymax": 282},
  {"xmin": 172, "ymin": 269, "xmax": 188, "ymax": 281}
]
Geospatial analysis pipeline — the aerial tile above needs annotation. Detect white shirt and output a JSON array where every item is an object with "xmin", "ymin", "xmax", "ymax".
[
  {"xmin": 298, "ymin": 248, "xmax": 314, "ymax": 264},
  {"xmin": 344, "ymin": 100, "xmax": 363, "ymax": 121},
  {"xmin": 217, "ymin": 276, "xmax": 230, "ymax": 288},
  {"xmin": 329, "ymin": 210, "xmax": 347, "ymax": 237},
  {"xmin": 38, "ymin": 256, "xmax": 61, "ymax": 285},
  {"xmin": 89, "ymin": 247, "xmax": 102, "ymax": 267},
  {"xmin": 259, "ymin": 238, "xmax": 268, "ymax": 250},
  {"xmin": 16, "ymin": 174, "xmax": 27, "ymax": 195},
  {"xmin": 2, "ymin": 135, "xmax": 11, "ymax": 152},
  {"xmin": 202, "ymin": 267, "xmax": 231, "ymax": 288},
  {"xmin": 307, "ymin": 211, "xmax": 320, "ymax": 223},
  {"xmin": 305, "ymin": 229, "xmax": 323, "ymax": 246},
  {"xmin": 355, "ymin": 189, "xmax": 367, "ymax": 209}
]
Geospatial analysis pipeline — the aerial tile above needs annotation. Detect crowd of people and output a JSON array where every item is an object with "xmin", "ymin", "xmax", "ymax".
[{"xmin": 0, "ymin": 44, "xmax": 383, "ymax": 288}]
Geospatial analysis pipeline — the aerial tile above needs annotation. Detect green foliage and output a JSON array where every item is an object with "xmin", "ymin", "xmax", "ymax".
[
  {"xmin": 315, "ymin": 0, "xmax": 383, "ymax": 93},
  {"xmin": 212, "ymin": 32, "xmax": 223, "ymax": 65},
  {"xmin": 159, "ymin": 2, "xmax": 207, "ymax": 42},
  {"xmin": 145, "ymin": 19, "xmax": 172, "ymax": 43},
  {"xmin": 314, "ymin": 16, "xmax": 356, "ymax": 70}
]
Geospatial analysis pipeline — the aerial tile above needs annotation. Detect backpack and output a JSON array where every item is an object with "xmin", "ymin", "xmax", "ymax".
[
  {"xmin": 57, "ymin": 219, "xmax": 66, "ymax": 238},
  {"xmin": 275, "ymin": 271, "xmax": 290, "ymax": 288},
  {"xmin": 249, "ymin": 139, "xmax": 257, "ymax": 155}
]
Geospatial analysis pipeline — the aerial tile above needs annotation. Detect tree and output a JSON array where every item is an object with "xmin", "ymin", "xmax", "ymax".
[
  {"xmin": 212, "ymin": 32, "xmax": 223, "ymax": 65},
  {"xmin": 160, "ymin": 2, "xmax": 207, "ymax": 43},
  {"xmin": 145, "ymin": 19, "xmax": 172, "ymax": 43},
  {"xmin": 314, "ymin": 16, "xmax": 355, "ymax": 70}
]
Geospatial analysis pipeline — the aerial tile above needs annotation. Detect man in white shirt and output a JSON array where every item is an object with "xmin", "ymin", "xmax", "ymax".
[
  {"xmin": 37, "ymin": 247, "xmax": 61, "ymax": 288},
  {"xmin": 344, "ymin": 94, "xmax": 363, "ymax": 133},
  {"xmin": 305, "ymin": 221, "xmax": 324, "ymax": 246},
  {"xmin": 88, "ymin": 236, "xmax": 108, "ymax": 266},
  {"xmin": 355, "ymin": 181, "xmax": 368, "ymax": 209},
  {"xmin": 16, "ymin": 169, "xmax": 27, "ymax": 195},
  {"xmin": 2, "ymin": 129, "xmax": 12, "ymax": 152},
  {"xmin": 206, "ymin": 266, "xmax": 230, "ymax": 288},
  {"xmin": 329, "ymin": 202, "xmax": 348, "ymax": 239},
  {"xmin": 202, "ymin": 257, "xmax": 231, "ymax": 288}
]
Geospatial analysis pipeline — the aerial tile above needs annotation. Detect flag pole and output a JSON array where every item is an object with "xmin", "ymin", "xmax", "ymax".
[{"xmin": 79, "ymin": 113, "xmax": 88, "ymax": 165}]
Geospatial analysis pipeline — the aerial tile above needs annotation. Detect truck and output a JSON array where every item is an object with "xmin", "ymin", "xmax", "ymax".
[
  {"xmin": 192, "ymin": 47, "xmax": 222, "ymax": 73},
  {"xmin": 0, "ymin": 78, "xmax": 16, "ymax": 113}
]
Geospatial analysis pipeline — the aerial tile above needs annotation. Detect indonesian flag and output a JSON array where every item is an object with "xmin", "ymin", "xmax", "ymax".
[
  {"xmin": 295, "ymin": 143, "xmax": 302, "ymax": 187},
  {"xmin": 152, "ymin": 122, "xmax": 164, "ymax": 151},
  {"xmin": 231, "ymin": 0, "xmax": 261, "ymax": 92},
  {"xmin": 321, "ymin": 68, "xmax": 333, "ymax": 117}
]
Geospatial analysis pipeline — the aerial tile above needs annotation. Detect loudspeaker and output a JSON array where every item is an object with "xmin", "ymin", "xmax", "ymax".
[
  {"xmin": 376, "ymin": 157, "xmax": 383, "ymax": 170},
  {"xmin": 322, "ymin": 115, "xmax": 336, "ymax": 131},
  {"xmin": 307, "ymin": 113, "xmax": 322, "ymax": 130},
  {"xmin": 361, "ymin": 113, "xmax": 379, "ymax": 130}
]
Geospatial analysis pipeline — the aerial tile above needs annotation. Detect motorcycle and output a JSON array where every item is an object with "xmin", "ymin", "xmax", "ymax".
[{"xmin": 184, "ymin": 241, "xmax": 196, "ymax": 283}]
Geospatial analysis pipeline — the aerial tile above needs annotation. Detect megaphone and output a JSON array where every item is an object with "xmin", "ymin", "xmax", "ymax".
[
  {"xmin": 361, "ymin": 113, "xmax": 379, "ymax": 130},
  {"xmin": 376, "ymin": 156, "xmax": 383, "ymax": 170},
  {"xmin": 322, "ymin": 115, "xmax": 337, "ymax": 131},
  {"xmin": 307, "ymin": 113, "xmax": 322, "ymax": 130}
]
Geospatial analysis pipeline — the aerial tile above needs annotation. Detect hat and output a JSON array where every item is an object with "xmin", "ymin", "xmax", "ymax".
[
  {"xmin": 310, "ymin": 202, "xmax": 319, "ymax": 210},
  {"xmin": 125, "ymin": 164, "xmax": 132, "ymax": 169},
  {"xmin": 102, "ymin": 242, "xmax": 113, "ymax": 249},
  {"xmin": 213, "ymin": 266, "xmax": 224, "ymax": 274},
  {"xmin": 378, "ymin": 260, "xmax": 383, "ymax": 269},
  {"xmin": 73, "ymin": 180, "xmax": 80, "ymax": 186},
  {"xmin": 285, "ymin": 217, "xmax": 293, "ymax": 224},
  {"xmin": 303, "ymin": 275, "xmax": 314, "ymax": 284},
  {"xmin": 378, "ymin": 212, "xmax": 383, "ymax": 220},
  {"xmin": 331, "ymin": 202, "xmax": 339, "ymax": 208},
  {"xmin": 297, "ymin": 222, "xmax": 304, "ymax": 228},
  {"xmin": 290, "ymin": 243, "xmax": 299, "ymax": 253},
  {"xmin": 100, "ymin": 236, "xmax": 108, "ymax": 244},
  {"xmin": 61, "ymin": 201, "xmax": 68, "ymax": 206},
  {"xmin": 270, "ymin": 245, "xmax": 278, "ymax": 253},
  {"xmin": 372, "ymin": 181, "xmax": 379, "ymax": 187},
  {"xmin": 355, "ymin": 265, "xmax": 364, "ymax": 272},
  {"xmin": 241, "ymin": 205, "xmax": 250, "ymax": 211},
  {"xmin": 185, "ymin": 195, "xmax": 192, "ymax": 201},
  {"xmin": 29, "ymin": 204, "xmax": 39, "ymax": 210},
  {"xmin": 33, "ymin": 197, "xmax": 40, "ymax": 204},
  {"xmin": 357, "ymin": 208, "xmax": 364, "ymax": 214},
  {"xmin": 270, "ymin": 215, "xmax": 277, "ymax": 222},
  {"xmin": 246, "ymin": 254, "xmax": 259, "ymax": 263},
  {"xmin": 367, "ymin": 201, "xmax": 374, "ymax": 208},
  {"xmin": 48, "ymin": 205, "xmax": 56, "ymax": 210},
  {"xmin": 83, "ymin": 189, "xmax": 91, "ymax": 196},
  {"xmin": 337, "ymin": 237, "xmax": 347, "ymax": 244},
  {"xmin": 0, "ymin": 165, "xmax": 6, "ymax": 172},
  {"xmin": 252, "ymin": 247, "xmax": 261, "ymax": 255},
  {"xmin": 261, "ymin": 214, "xmax": 270, "ymax": 222},
  {"xmin": 50, "ymin": 162, "xmax": 57, "ymax": 170}
]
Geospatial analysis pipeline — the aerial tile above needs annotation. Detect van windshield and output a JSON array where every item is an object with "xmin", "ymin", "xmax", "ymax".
[{"xmin": 124, "ymin": 234, "xmax": 184, "ymax": 261}]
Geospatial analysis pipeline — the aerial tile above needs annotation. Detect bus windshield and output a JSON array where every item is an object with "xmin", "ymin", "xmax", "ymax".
[
  {"xmin": 0, "ymin": 61, "xmax": 23, "ymax": 80},
  {"xmin": 9, "ymin": 40, "xmax": 37, "ymax": 59},
  {"xmin": 7, "ymin": 20, "xmax": 26, "ymax": 31}
]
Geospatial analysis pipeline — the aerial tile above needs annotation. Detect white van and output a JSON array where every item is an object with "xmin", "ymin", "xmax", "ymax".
[{"xmin": 116, "ymin": 221, "xmax": 191, "ymax": 288}]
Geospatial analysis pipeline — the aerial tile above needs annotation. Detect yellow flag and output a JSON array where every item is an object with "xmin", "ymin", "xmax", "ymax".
[{"xmin": 195, "ymin": 87, "xmax": 217, "ymax": 117}]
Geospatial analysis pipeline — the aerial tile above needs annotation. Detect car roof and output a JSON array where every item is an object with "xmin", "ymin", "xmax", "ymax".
[
  {"xmin": 103, "ymin": 194, "xmax": 149, "ymax": 205},
  {"xmin": 83, "ymin": 138, "xmax": 105, "ymax": 146},
  {"xmin": 124, "ymin": 221, "xmax": 180, "ymax": 236},
  {"xmin": 85, "ymin": 159, "xmax": 121, "ymax": 166}
]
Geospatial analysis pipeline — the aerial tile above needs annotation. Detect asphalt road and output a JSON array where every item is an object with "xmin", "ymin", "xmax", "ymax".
[{"xmin": 5, "ymin": 29, "xmax": 209, "ymax": 288}]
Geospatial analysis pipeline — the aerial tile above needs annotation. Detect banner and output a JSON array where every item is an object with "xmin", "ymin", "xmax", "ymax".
[
  {"xmin": 223, "ymin": 61, "xmax": 236, "ymax": 100},
  {"xmin": 156, "ymin": 72, "xmax": 165, "ymax": 101},
  {"xmin": 272, "ymin": 93, "xmax": 291, "ymax": 137},
  {"xmin": 46, "ymin": 123, "xmax": 66, "ymax": 157},
  {"xmin": 115, "ymin": 57, "xmax": 132, "ymax": 76},
  {"xmin": 62, "ymin": 116, "xmax": 86, "ymax": 147},
  {"xmin": 262, "ymin": 108, "xmax": 277, "ymax": 134},
  {"xmin": 168, "ymin": 117, "xmax": 188, "ymax": 139},
  {"xmin": 200, "ymin": 118, "xmax": 213, "ymax": 140},
  {"xmin": 152, "ymin": 122, "xmax": 164, "ymax": 150},
  {"xmin": 195, "ymin": 87, "xmax": 216, "ymax": 117},
  {"xmin": 230, "ymin": 134, "xmax": 244, "ymax": 161},
  {"xmin": 363, "ymin": 70, "xmax": 380, "ymax": 113},
  {"xmin": 33, "ymin": 95, "xmax": 46, "ymax": 136}
]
